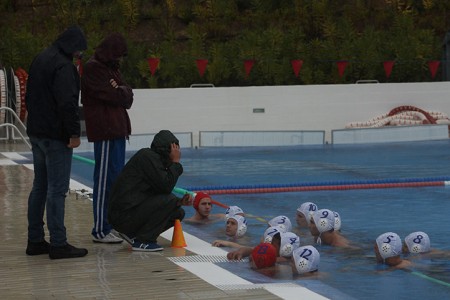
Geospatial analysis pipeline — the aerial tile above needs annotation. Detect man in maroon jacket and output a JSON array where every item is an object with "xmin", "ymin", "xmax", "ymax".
[{"xmin": 81, "ymin": 33, "xmax": 133, "ymax": 243}]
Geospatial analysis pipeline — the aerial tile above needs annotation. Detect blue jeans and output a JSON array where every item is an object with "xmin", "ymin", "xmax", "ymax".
[
  {"xmin": 92, "ymin": 138, "xmax": 125, "ymax": 239},
  {"xmin": 27, "ymin": 137, "xmax": 72, "ymax": 246}
]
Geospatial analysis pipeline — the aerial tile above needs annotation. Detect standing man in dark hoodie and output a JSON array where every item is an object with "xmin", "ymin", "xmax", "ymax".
[
  {"xmin": 25, "ymin": 25, "xmax": 88, "ymax": 259},
  {"xmin": 108, "ymin": 130, "xmax": 193, "ymax": 251},
  {"xmin": 81, "ymin": 33, "xmax": 133, "ymax": 244}
]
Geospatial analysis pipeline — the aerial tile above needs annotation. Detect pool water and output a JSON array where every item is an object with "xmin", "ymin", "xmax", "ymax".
[{"xmin": 70, "ymin": 140, "xmax": 450, "ymax": 300}]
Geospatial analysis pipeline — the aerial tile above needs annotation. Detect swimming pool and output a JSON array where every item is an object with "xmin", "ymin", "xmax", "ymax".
[{"xmin": 70, "ymin": 140, "xmax": 450, "ymax": 300}]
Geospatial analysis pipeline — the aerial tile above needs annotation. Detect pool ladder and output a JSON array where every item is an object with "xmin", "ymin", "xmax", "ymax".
[{"xmin": 0, "ymin": 107, "xmax": 31, "ymax": 149}]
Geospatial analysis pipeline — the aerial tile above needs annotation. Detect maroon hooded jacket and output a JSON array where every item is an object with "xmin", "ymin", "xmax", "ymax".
[{"xmin": 81, "ymin": 33, "xmax": 133, "ymax": 142}]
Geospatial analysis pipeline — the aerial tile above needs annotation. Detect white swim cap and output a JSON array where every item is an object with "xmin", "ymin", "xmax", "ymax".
[
  {"xmin": 404, "ymin": 231, "xmax": 431, "ymax": 254},
  {"xmin": 297, "ymin": 202, "xmax": 318, "ymax": 225},
  {"xmin": 279, "ymin": 232, "xmax": 301, "ymax": 258},
  {"xmin": 228, "ymin": 215, "xmax": 247, "ymax": 238},
  {"xmin": 225, "ymin": 206, "xmax": 245, "ymax": 218},
  {"xmin": 263, "ymin": 226, "xmax": 283, "ymax": 243},
  {"xmin": 312, "ymin": 209, "xmax": 335, "ymax": 233},
  {"xmin": 334, "ymin": 211, "xmax": 342, "ymax": 231},
  {"xmin": 292, "ymin": 245, "xmax": 320, "ymax": 274},
  {"xmin": 376, "ymin": 232, "xmax": 402, "ymax": 260},
  {"xmin": 268, "ymin": 215, "xmax": 292, "ymax": 233}
]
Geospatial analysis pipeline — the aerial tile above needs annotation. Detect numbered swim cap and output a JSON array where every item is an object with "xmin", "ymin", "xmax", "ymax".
[
  {"xmin": 376, "ymin": 232, "xmax": 402, "ymax": 260},
  {"xmin": 263, "ymin": 226, "xmax": 283, "ymax": 243},
  {"xmin": 251, "ymin": 243, "xmax": 277, "ymax": 269},
  {"xmin": 334, "ymin": 211, "xmax": 342, "ymax": 231},
  {"xmin": 279, "ymin": 232, "xmax": 301, "ymax": 258},
  {"xmin": 404, "ymin": 231, "xmax": 430, "ymax": 254},
  {"xmin": 297, "ymin": 202, "xmax": 318, "ymax": 225},
  {"xmin": 268, "ymin": 215, "xmax": 292, "ymax": 233},
  {"xmin": 312, "ymin": 209, "xmax": 335, "ymax": 233},
  {"xmin": 228, "ymin": 215, "xmax": 247, "ymax": 238},
  {"xmin": 292, "ymin": 245, "xmax": 320, "ymax": 274},
  {"xmin": 225, "ymin": 206, "xmax": 245, "ymax": 218}
]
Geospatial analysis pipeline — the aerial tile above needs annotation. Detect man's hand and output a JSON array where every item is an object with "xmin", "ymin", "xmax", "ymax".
[
  {"xmin": 179, "ymin": 193, "xmax": 193, "ymax": 206},
  {"xmin": 169, "ymin": 143, "xmax": 181, "ymax": 163},
  {"xmin": 226, "ymin": 246, "xmax": 253, "ymax": 260},
  {"xmin": 67, "ymin": 137, "xmax": 81, "ymax": 148}
]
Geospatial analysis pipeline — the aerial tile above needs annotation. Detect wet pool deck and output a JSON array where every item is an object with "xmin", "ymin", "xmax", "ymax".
[{"xmin": 0, "ymin": 141, "xmax": 326, "ymax": 300}]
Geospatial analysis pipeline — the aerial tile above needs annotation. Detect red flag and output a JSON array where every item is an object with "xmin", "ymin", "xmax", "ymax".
[
  {"xmin": 336, "ymin": 61, "xmax": 348, "ymax": 78},
  {"xmin": 147, "ymin": 57, "xmax": 160, "ymax": 76},
  {"xmin": 291, "ymin": 60, "xmax": 303, "ymax": 78},
  {"xmin": 428, "ymin": 60, "xmax": 440, "ymax": 79},
  {"xmin": 383, "ymin": 61, "xmax": 395, "ymax": 79},
  {"xmin": 244, "ymin": 59, "xmax": 255, "ymax": 78},
  {"xmin": 196, "ymin": 59, "xmax": 208, "ymax": 77}
]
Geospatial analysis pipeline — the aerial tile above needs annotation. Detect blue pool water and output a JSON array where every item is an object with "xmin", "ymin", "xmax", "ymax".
[{"xmin": 70, "ymin": 140, "xmax": 450, "ymax": 300}]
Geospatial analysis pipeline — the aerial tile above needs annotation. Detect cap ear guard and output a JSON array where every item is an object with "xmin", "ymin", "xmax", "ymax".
[
  {"xmin": 380, "ymin": 243, "xmax": 393, "ymax": 258},
  {"xmin": 236, "ymin": 222, "xmax": 247, "ymax": 238},
  {"xmin": 334, "ymin": 211, "xmax": 341, "ymax": 231},
  {"xmin": 410, "ymin": 244, "xmax": 422, "ymax": 254}
]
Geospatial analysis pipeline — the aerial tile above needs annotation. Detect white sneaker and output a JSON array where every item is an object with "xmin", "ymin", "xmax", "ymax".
[{"xmin": 93, "ymin": 232, "xmax": 123, "ymax": 244}]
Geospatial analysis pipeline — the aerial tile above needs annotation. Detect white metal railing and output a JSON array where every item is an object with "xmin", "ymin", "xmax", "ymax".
[
  {"xmin": 355, "ymin": 79, "xmax": 380, "ymax": 84},
  {"xmin": 190, "ymin": 83, "xmax": 215, "ymax": 88},
  {"xmin": 0, "ymin": 107, "xmax": 31, "ymax": 149}
]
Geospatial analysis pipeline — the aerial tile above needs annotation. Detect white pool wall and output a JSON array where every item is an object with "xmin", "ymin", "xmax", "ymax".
[{"xmin": 128, "ymin": 82, "xmax": 450, "ymax": 145}]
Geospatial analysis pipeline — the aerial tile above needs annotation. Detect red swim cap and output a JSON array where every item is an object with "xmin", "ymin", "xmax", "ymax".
[
  {"xmin": 251, "ymin": 243, "xmax": 277, "ymax": 269},
  {"xmin": 193, "ymin": 192, "xmax": 211, "ymax": 210}
]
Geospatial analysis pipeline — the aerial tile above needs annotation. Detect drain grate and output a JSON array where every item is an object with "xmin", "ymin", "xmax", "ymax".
[
  {"xmin": 217, "ymin": 283, "xmax": 299, "ymax": 291},
  {"xmin": 168, "ymin": 255, "xmax": 248, "ymax": 263}
]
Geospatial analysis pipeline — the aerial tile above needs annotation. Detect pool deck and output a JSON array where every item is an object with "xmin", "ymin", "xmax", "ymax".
[{"xmin": 0, "ymin": 141, "xmax": 327, "ymax": 300}]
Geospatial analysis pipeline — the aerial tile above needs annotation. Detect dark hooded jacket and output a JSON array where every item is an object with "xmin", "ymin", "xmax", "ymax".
[
  {"xmin": 108, "ymin": 130, "xmax": 183, "ymax": 216},
  {"xmin": 81, "ymin": 33, "xmax": 133, "ymax": 142},
  {"xmin": 26, "ymin": 25, "xmax": 87, "ymax": 141}
]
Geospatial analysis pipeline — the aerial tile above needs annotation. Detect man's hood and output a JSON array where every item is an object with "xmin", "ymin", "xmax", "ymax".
[
  {"xmin": 151, "ymin": 130, "xmax": 179, "ymax": 157},
  {"xmin": 53, "ymin": 25, "xmax": 87, "ymax": 56},
  {"xmin": 94, "ymin": 33, "xmax": 128, "ymax": 63}
]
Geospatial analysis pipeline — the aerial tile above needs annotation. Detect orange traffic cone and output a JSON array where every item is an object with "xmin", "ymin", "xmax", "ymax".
[{"xmin": 171, "ymin": 219, "xmax": 187, "ymax": 248}]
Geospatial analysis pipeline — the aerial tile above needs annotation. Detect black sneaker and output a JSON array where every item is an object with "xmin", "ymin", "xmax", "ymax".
[
  {"xmin": 49, "ymin": 243, "xmax": 88, "ymax": 259},
  {"xmin": 26, "ymin": 240, "xmax": 50, "ymax": 256}
]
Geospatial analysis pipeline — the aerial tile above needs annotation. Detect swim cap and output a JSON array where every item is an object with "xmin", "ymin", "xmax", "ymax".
[
  {"xmin": 225, "ymin": 206, "xmax": 245, "ymax": 218},
  {"xmin": 268, "ymin": 215, "xmax": 292, "ymax": 233},
  {"xmin": 297, "ymin": 202, "xmax": 318, "ymax": 225},
  {"xmin": 312, "ymin": 209, "xmax": 335, "ymax": 233},
  {"xmin": 193, "ymin": 192, "xmax": 211, "ymax": 210},
  {"xmin": 263, "ymin": 226, "xmax": 283, "ymax": 243},
  {"xmin": 279, "ymin": 232, "xmax": 301, "ymax": 258},
  {"xmin": 376, "ymin": 232, "xmax": 402, "ymax": 260},
  {"xmin": 404, "ymin": 231, "xmax": 431, "ymax": 254},
  {"xmin": 292, "ymin": 245, "xmax": 320, "ymax": 274},
  {"xmin": 251, "ymin": 243, "xmax": 277, "ymax": 269},
  {"xmin": 334, "ymin": 211, "xmax": 342, "ymax": 231},
  {"xmin": 228, "ymin": 215, "xmax": 247, "ymax": 238}
]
